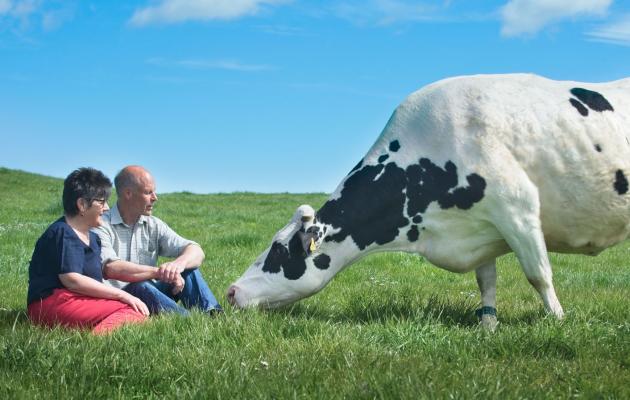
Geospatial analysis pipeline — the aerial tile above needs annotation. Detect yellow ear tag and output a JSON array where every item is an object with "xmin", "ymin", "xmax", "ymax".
[{"xmin": 309, "ymin": 238, "xmax": 317, "ymax": 252}]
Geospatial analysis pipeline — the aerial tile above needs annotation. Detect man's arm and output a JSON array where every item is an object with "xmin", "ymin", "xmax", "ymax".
[
  {"xmin": 93, "ymin": 218, "xmax": 185, "ymax": 288},
  {"xmin": 92, "ymin": 226, "xmax": 161, "ymax": 283},
  {"xmin": 104, "ymin": 260, "xmax": 184, "ymax": 294},
  {"xmin": 157, "ymin": 244, "xmax": 205, "ymax": 282},
  {"xmin": 102, "ymin": 260, "xmax": 161, "ymax": 282},
  {"xmin": 176, "ymin": 243, "xmax": 205, "ymax": 269}
]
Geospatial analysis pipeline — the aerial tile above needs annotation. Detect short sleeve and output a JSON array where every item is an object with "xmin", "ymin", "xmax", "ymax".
[
  {"xmin": 92, "ymin": 224, "xmax": 121, "ymax": 266},
  {"xmin": 58, "ymin": 231, "xmax": 87, "ymax": 275},
  {"xmin": 155, "ymin": 218, "xmax": 197, "ymax": 258}
]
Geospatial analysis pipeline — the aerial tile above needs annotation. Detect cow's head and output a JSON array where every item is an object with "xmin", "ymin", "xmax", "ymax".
[{"xmin": 227, "ymin": 205, "xmax": 333, "ymax": 309}]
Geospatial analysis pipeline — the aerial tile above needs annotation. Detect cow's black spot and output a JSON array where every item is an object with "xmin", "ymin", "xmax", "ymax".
[
  {"xmin": 378, "ymin": 154, "xmax": 389, "ymax": 163},
  {"xmin": 262, "ymin": 242, "xmax": 285, "ymax": 274},
  {"xmin": 318, "ymin": 158, "xmax": 486, "ymax": 250},
  {"xmin": 595, "ymin": 144, "xmax": 602, "ymax": 152},
  {"xmin": 389, "ymin": 140, "xmax": 401, "ymax": 152},
  {"xmin": 262, "ymin": 235, "xmax": 308, "ymax": 280},
  {"xmin": 443, "ymin": 173, "xmax": 487, "ymax": 210},
  {"xmin": 614, "ymin": 170, "xmax": 629, "ymax": 195},
  {"xmin": 407, "ymin": 225, "xmax": 419, "ymax": 242},
  {"xmin": 318, "ymin": 163, "xmax": 409, "ymax": 250},
  {"xmin": 570, "ymin": 88, "xmax": 614, "ymax": 112},
  {"xmin": 569, "ymin": 98, "xmax": 588, "ymax": 117},
  {"xmin": 407, "ymin": 158, "xmax": 487, "ymax": 215},
  {"xmin": 350, "ymin": 159, "xmax": 364, "ymax": 174},
  {"xmin": 406, "ymin": 159, "xmax": 456, "ymax": 215},
  {"xmin": 313, "ymin": 253, "xmax": 331, "ymax": 270}
]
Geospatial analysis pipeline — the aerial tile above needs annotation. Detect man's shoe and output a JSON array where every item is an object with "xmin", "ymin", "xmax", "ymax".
[{"xmin": 205, "ymin": 307, "xmax": 224, "ymax": 317}]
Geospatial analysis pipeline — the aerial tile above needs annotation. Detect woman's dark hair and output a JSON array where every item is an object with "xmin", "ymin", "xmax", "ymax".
[{"xmin": 62, "ymin": 167, "xmax": 112, "ymax": 216}]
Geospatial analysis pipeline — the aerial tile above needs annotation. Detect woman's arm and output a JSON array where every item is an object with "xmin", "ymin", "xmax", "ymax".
[{"xmin": 59, "ymin": 272, "xmax": 150, "ymax": 316}]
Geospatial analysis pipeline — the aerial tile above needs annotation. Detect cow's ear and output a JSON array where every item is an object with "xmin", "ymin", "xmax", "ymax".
[{"xmin": 297, "ymin": 230, "xmax": 318, "ymax": 256}]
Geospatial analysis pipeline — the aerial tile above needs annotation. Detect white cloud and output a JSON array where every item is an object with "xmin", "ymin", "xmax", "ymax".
[
  {"xmin": 333, "ymin": 0, "xmax": 441, "ymax": 26},
  {"xmin": 12, "ymin": 0, "xmax": 39, "ymax": 17},
  {"xmin": 500, "ymin": 0, "xmax": 612, "ymax": 37},
  {"xmin": 129, "ymin": 0, "xmax": 289, "ymax": 26},
  {"xmin": 41, "ymin": 5, "xmax": 74, "ymax": 31},
  {"xmin": 0, "ymin": 0, "xmax": 75, "ymax": 32},
  {"xmin": 0, "ymin": 0, "xmax": 40, "ymax": 17},
  {"xmin": 0, "ymin": 0, "xmax": 12, "ymax": 14},
  {"xmin": 147, "ymin": 57, "xmax": 274, "ymax": 72},
  {"xmin": 177, "ymin": 59, "xmax": 273, "ymax": 71},
  {"xmin": 587, "ymin": 13, "xmax": 630, "ymax": 46},
  {"xmin": 257, "ymin": 24, "xmax": 306, "ymax": 36}
]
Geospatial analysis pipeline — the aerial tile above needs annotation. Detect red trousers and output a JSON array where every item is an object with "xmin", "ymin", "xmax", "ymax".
[{"xmin": 28, "ymin": 288, "xmax": 147, "ymax": 335}]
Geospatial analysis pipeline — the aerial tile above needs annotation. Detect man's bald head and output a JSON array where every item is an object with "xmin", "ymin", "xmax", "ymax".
[
  {"xmin": 114, "ymin": 165, "xmax": 158, "ymax": 223},
  {"xmin": 114, "ymin": 165, "xmax": 152, "ymax": 195}
]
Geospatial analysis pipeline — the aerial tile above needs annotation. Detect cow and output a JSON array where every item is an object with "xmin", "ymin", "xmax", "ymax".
[{"xmin": 227, "ymin": 73, "xmax": 630, "ymax": 329}]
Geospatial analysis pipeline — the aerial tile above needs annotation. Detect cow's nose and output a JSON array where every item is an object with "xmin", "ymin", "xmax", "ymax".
[{"xmin": 227, "ymin": 285, "xmax": 238, "ymax": 306}]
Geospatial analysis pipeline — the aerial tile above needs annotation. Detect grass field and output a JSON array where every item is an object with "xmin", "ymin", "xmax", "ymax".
[{"xmin": 0, "ymin": 167, "xmax": 628, "ymax": 399}]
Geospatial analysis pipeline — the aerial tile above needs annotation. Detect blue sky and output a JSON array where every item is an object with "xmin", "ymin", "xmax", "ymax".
[{"xmin": 2, "ymin": 0, "xmax": 629, "ymax": 193}]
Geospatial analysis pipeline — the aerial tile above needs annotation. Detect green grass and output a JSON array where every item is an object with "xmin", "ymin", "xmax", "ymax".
[{"xmin": 0, "ymin": 166, "xmax": 628, "ymax": 399}]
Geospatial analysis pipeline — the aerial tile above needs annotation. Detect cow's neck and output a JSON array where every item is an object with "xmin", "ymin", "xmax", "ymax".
[{"xmin": 307, "ymin": 237, "xmax": 360, "ymax": 290}]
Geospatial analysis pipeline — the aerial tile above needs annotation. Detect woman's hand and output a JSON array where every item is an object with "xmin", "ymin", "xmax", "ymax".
[
  {"xmin": 118, "ymin": 291, "xmax": 150, "ymax": 316},
  {"xmin": 59, "ymin": 272, "xmax": 151, "ymax": 316}
]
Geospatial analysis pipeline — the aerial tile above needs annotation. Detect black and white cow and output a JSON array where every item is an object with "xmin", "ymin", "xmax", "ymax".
[{"xmin": 228, "ymin": 74, "xmax": 630, "ymax": 327}]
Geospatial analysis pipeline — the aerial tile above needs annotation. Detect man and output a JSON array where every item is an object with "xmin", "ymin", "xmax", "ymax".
[{"xmin": 93, "ymin": 165, "xmax": 222, "ymax": 315}]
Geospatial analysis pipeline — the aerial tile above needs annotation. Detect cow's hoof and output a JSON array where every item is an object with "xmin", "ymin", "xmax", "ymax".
[
  {"xmin": 476, "ymin": 306, "xmax": 498, "ymax": 332},
  {"xmin": 548, "ymin": 305, "xmax": 565, "ymax": 320},
  {"xmin": 479, "ymin": 314, "xmax": 499, "ymax": 332}
]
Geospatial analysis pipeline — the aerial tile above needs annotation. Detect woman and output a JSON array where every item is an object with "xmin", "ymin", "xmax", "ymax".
[{"xmin": 27, "ymin": 167, "xmax": 149, "ymax": 335}]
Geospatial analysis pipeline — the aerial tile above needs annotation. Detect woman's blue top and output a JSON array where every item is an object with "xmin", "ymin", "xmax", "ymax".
[{"xmin": 27, "ymin": 217, "xmax": 103, "ymax": 305}]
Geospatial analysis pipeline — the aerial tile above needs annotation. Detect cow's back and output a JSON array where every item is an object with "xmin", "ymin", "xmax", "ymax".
[{"xmin": 366, "ymin": 74, "xmax": 630, "ymax": 261}]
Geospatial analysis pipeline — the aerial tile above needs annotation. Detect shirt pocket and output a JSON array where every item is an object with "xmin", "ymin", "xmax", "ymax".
[{"xmin": 139, "ymin": 248, "xmax": 157, "ymax": 266}]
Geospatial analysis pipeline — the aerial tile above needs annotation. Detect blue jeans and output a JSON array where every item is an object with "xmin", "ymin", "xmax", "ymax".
[{"xmin": 123, "ymin": 268, "xmax": 222, "ymax": 316}]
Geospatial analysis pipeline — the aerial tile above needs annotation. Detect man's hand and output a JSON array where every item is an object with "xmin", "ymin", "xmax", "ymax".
[
  {"xmin": 171, "ymin": 274, "xmax": 185, "ymax": 295},
  {"xmin": 157, "ymin": 261, "xmax": 185, "ymax": 283}
]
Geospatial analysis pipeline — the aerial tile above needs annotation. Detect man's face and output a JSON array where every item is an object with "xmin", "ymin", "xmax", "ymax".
[{"xmin": 129, "ymin": 173, "xmax": 158, "ymax": 217}]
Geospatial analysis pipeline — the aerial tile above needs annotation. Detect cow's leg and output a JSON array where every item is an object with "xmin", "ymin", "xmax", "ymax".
[
  {"xmin": 475, "ymin": 260, "xmax": 498, "ymax": 331},
  {"xmin": 495, "ymin": 212, "xmax": 564, "ymax": 319},
  {"xmin": 486, "ymin": 168, "xmax": 564, "ymax": 319}
]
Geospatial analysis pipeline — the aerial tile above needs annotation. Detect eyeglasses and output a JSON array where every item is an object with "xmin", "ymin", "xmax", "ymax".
[{"xmin": 90, "ymin": 198, "xmax": 108, "ymax": 207}]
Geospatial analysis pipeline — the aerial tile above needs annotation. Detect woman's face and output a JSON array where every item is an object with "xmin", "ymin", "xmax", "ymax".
[{"xmin": 83, "ymin": 198, "xmax": 110, "ymax": 227}]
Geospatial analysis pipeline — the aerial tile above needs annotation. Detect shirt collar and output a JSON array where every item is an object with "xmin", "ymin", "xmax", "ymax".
[{"xmin": 111, "ymin": 204, "xmax": 147, "ymax": 227}]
